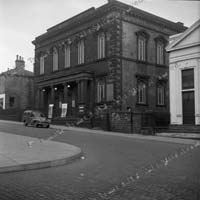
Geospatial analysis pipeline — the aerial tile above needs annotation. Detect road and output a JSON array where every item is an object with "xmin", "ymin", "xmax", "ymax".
[{"xmin": 0, "ymin": 121, "xmax": 199, "ymax": 200}]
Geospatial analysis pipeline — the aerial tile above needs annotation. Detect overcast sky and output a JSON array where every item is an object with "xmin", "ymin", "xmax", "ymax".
[{"xmin": 0, "ymin": 0, "xmax": 200, "ymax": 73}]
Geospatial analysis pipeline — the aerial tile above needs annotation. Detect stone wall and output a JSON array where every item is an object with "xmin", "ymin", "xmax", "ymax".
[{"xmin": 4, "ymin": 75, "xmax": 34, "ymax": 110}]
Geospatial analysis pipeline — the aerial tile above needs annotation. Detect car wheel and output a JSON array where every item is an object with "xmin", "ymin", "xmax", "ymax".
[
  {"xmin": 24, "ymin": 121, "xmax": 28, "ymax": 126},
  {"xmin": 46, "ymin": 124, "xmax": 50, "ymax": 128}
]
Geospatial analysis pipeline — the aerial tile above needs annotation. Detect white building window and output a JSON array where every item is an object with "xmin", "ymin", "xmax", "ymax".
[
  {"xmin": 97, "ymin": 80, "xmax": 105, "ymax": 103},
  {"xmin": 65, "ymin": 45, "xmax": 70, "ymax": 68},
  {"xmin": 98, "ymin": 33, "xmax": 105, "ymax": 59},
  {"xmin": 78, "ymin": 40, "xmax": 84, "ymax": 64},
  {"xmin": 157, "ymin": 85, "xmax": 165, "ymax": 105},
  {"xmin": 53, "ymin": 47, "xmax": 58, "ymax": 71},
  {"xmin": 138, "ymin": 36, "xmax": 146, "ymax": 61},
  {"xmin": 40, "ymin": 55, "xmax": 45, "ymax": 75},
  {"xmin": 137, "ymin": 81, "xmax": 147, "ymax": 104},
  {"xmin": 157, "ymin": 42, "xmax": 164, "ymax": 65}
]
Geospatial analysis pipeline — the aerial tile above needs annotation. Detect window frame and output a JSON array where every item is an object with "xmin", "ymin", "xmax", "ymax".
[
  {"xmin": 154, "ymin": 36, "xmax": 167, "ymax": 66},
  {"xmin": 137, "ymin": 79, "xmax": 148, "ymax": 105},
  {"xmin": 39, "ymin": 55, "xmax": 45, "ymax": 75},
  {"xmin": 97, "ymin": 32, "xmax": 106, "ymax": 59},
  {"xmin": 156, "ymin": 41, "xmax": 165, "ymax": 65},
  {"xmin": 97, "ymin": 79, "xmax": 106, "ymax": 103},
  {"xmin": 78, "ymin": 40, "xmax": 85, "ymax": 65},
  {"xmin": 64, "ymin": 45, "xmax": 71, "ymax": 68},
  {"xmin": 138, "ymin": 35, "xmax": 146, "ymax": 62},
  {"xmin": 53, "ymin": 47, "xmax": 58, "ymax": 72},
  {"xmin": 135, "ymin": 30, "xmax": 149, "ymax": 63},
  {"xmin": 156, "ymin": 83, "xmax": 166, "ymax": 106},
  {"xmin": 181, "ymin": 68, "xmax": 194, "ymax": 90}
]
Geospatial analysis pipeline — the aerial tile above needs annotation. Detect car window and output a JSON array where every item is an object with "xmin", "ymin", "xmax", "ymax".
[{"xmin": 33, "ymin": 112, "xmax": 45, "ymax": 117}]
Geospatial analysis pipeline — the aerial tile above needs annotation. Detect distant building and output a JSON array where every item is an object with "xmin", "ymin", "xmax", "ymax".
[
  {"xmin": 166, "ymin": 19, "xmax": 200, "ymax": 125},
  {"xmin": 32, "ymin": 0, "xmax": 186, "ymax": 122},
  {"xmin": 0, "ymin": 55, "xmax": 34, "ymax": 111}
]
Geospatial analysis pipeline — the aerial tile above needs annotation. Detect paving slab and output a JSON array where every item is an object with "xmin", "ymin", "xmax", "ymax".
[{"xmin": 0, "ymin": 132, "xmax": 82, "ymax": 173}]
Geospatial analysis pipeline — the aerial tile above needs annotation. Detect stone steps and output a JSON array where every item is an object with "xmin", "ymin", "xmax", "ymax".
[{"xmin": 156, "ymin": 125, "xmax": 200, "ymax": 134}]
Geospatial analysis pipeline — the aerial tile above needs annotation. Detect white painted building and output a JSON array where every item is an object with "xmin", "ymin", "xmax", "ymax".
[{"xmin": 166, "ymin": 19, "xmax": 200, "ymax": 125}]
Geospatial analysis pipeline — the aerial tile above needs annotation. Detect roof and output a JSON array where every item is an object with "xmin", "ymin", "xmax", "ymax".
[
  {"xmin": 33, "ymin": 0, "xmax": 186, "ymax": 44},
  {"xmin": 166, "ymin": 19, "xmax": 200, "ymax": 52},
  {"xmin": 0, "ymin": 67, "xmax": 33, "ymax": 77}
]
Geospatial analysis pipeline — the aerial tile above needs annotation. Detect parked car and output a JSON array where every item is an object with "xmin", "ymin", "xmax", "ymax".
[{"xmin": 22, "ymin": 110, "xmax": 50, "ymax": 128}]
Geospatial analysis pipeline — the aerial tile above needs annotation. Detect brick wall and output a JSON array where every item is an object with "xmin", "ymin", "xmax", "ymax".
[{"xmin": 110, "ymin": 112, "xmax": 142, "ymax": 133}]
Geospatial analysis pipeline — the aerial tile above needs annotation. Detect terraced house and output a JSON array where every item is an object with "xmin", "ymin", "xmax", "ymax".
[{"xmin": 32, "ymin": 0, "xmax": 186, "ymax": 124}]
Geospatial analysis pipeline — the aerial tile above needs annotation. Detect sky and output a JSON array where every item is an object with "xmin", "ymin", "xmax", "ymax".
[{"xmin": 0, "ymin": 0, "xmax": 200, "ymax": 73}]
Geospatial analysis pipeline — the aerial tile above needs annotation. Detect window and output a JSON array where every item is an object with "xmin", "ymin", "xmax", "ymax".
[
  {"xmin": 39, "ymin": 55, "xmax": 45, "ymax": 75},
  {"xmin": 9, "ymin": 97, "xmax": 15, "ymax": 107},
  {"xmin": 106, "ymin": 83, "xmax": 114, "ymax": 101},
  {"xmin": 65, "ymin": 45, "xmax": 70, "ymax": 68},
  {"xmin": 78, "ymin": 40, "xmax": 84, "ymax": 64},
  {"xmin": 156, "ymin": 41, "xmax": 164, "ymax": 65},
  {"xmin": 157, "ymin": 84, "xmax": 165, "ymax": 105},
  {"xmin": 137, "ymin": 81, "xmax": 147, "ymax": 104},
  {"xmin": 138, "ymin": 36, "xmax": 146, "ymax": 61},
  {"xmin": 53, "ymin": 47, "xmax": 58, "ymax": 71},
  {"xmin": 182, "ymin": 69, "xmax": 194, "ymax": 90},
  {"xmin": 98, "ymin": 33, "xmax": 105, "ymax": 59},
  {"xmin": 97, "ymin": 80, "xmax": 105, "ymax": 103}
]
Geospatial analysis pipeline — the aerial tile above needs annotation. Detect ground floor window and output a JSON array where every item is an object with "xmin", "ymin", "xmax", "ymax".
[
  {"xmin": 96, "ymin": 78, "xmax": 114, "ymax": 103},
  {"xmin": 157, "ymin": 84, "xmax": 165, "ymax": 106},
  {"xmin": 137, "ymin": 80, "xmax": 147, "ymax": 104},
  {"xmin": 97, "ymin": 79, "xmax": 105, "ymax": 103}
]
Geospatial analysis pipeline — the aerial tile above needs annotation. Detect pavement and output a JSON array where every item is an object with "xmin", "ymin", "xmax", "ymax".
[
  {"xmin": 0, "ymin": 131, "xmax": 82, "ymax": 174},
  {"xmin": 0, "ymin": 119, "xmax": 199, "ymax": 174}
]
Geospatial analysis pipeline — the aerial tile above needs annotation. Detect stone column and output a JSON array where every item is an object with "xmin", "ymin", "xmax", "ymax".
[
  {"xmin": 35, "ymin": 88, "xmax": 40, "ymax": 109},
  {"xmin": 89, "ymin": 79, "xmax": 95, "ymax": 112},
  {"xmin": 38, "ymin": 88, "xmax": 44, "ymax": 109},
  {"xmin": 195, "ymin": 62, "xmax": 200, "ymax": 125},
  {"xmin": 41, "ymin": 88, "xmax": 44, "ymax": 109},
  {"xmin": 63, "ymin": 84, "xmax": 68, "ymax": 103},
  {"xmin": 50, "ymin": 86, "xmax": 55, "ymax": 104}
]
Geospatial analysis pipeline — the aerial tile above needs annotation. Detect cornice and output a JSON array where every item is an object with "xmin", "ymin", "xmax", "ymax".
[{"xmin": 33, "ymin": 0, "xmax": 186, "ymax": 46}]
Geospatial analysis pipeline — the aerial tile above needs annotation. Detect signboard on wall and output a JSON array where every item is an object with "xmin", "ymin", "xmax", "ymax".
[
  {"xmin": 0, "ymin": 94, "xmax": 5, "ymax": 109},
  {"xmin": 61, "ymin": 103, "xmax": 68, "ymax": 118},
  {"xmin": 48, "ymin": 104, "xmax": 54, "ymax": 119}
]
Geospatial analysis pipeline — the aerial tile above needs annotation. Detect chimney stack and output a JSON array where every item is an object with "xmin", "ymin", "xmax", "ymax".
[{"xmin": 15, "ymin": 54, "xmax": 25, "ymax": 69}]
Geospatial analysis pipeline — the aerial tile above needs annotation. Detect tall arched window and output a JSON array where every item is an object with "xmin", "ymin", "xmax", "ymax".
[
  {"xmin": 98, "ymin": 32, "xmax": 105, "ymax": 59},
  {"xmin": 138, "ymin": 36, "xmax": 146, "ymax": 61},
  {"xmin": 53, "ymin": 47, "xmax": 58, "ymax": 71},
  {"xmin": 137, "ymin": 81, "xmax": 147, "ymax": 104},
  {"xmin": 136, "ymin": 30, "xmax": 149, "ymax": 62},
  {"xmin": 39, "ymin": 55, "xmax": 45, "ymax": 75},
  {"xmin": 155, "ymin": 36, "xmax": 166, "ymax": 65},
  {"xmin": 156, "ymin": 41, "xmax": 164, "ymax": 65},
  {"xmin": 78, "ymin": 40, "xmax": 84, "ymax": 64},
  {"xmin": 157, "ymin": 84, "xmax": 165, "ymax": 105},
  {"xmin": 97, "ymin": 79, "xmax": 105, "ymax": 103},
  {"xmin": 64, "ymin": 45, "xmax": 70, "ymax": 68}
]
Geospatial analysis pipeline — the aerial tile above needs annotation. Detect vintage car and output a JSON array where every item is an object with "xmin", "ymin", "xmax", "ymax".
[{"xmin": 22, "ymin": 110, "xmax": 50, "ymax": 128}]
